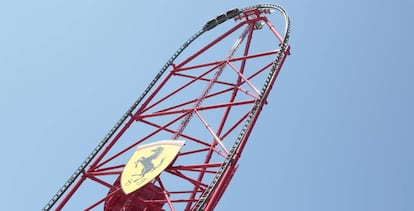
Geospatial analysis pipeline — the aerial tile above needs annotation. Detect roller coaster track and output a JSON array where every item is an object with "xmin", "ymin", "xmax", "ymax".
[
  {"xmin": 43, "ymin": 3, "xmax": 290, "ymax": 210},
  {"xmin": 192, "ymin": 4, "xmax": 290, "ymax": 210}
]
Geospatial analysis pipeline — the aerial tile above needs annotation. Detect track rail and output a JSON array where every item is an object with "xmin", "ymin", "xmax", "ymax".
[
  {"xmin": 192, "ymin": 4, "xmax": 290, "ymax": 210},
  {"xmin": 42, "ymin": 19, "xmax": 205, "ymax": 211},
  {"xmin": 43, "ymin": 3, "xmax": 290, "ymax": 210}
]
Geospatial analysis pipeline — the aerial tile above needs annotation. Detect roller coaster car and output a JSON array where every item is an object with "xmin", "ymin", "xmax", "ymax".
[
  {"xmin": 226, "ymin": 8, "xmax": 240, "ymax": 19},
  {"xmin": 203, "ymin": 8, "xmax": 240, "ymax": 31}
]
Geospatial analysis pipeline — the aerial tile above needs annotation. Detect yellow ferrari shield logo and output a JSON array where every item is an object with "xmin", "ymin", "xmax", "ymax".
[{"xmin": 121, "ymin": 140, "xmax": 185, "ymax": 194}]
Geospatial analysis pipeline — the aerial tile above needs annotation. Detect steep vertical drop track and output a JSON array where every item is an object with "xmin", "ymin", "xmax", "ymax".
[{"xmin": 44, "ymin": 4, "xmax": 290, "ymax": 211}]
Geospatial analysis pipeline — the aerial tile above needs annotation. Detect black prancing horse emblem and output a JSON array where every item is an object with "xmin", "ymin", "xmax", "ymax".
[{"xmin": 132, "ymin": 146, "xmax": 165, "ymax": 178}]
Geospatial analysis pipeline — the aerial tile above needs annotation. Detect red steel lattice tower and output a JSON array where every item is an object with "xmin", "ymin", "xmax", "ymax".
[{"xmin": 44, "ymin": 3, "xmax": 291, "ymax": 211}]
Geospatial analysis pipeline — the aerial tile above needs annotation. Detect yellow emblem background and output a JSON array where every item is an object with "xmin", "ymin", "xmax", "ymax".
[{"xmin": 121, "ymin": 140, "xmax": 185, "ymax": 194}]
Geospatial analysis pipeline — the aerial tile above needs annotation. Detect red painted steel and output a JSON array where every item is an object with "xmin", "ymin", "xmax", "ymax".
[{"xmin": 45, "ymin": 4, "xmax": 290, "ymax": 211}]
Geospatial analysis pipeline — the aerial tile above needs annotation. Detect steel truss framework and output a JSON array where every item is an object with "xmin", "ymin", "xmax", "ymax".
[{"xmin": 44, "ymin": 4, "xmax": 290, "ymax": 211}]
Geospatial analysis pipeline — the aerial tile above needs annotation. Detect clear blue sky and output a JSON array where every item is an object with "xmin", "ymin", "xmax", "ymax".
[{"xmin": 1, "ymin": 1, "xmax": 413, "ymax": 210}]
